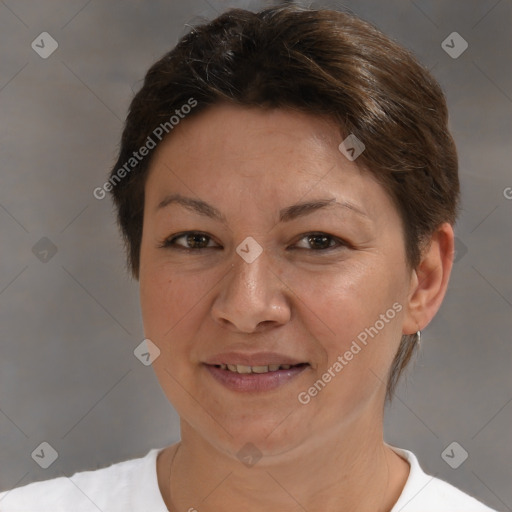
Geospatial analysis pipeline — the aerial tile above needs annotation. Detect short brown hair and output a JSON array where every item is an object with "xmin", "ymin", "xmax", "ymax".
[{"xmin": 108, "ymin": 5, "xmax": 459, "ymax": 399}]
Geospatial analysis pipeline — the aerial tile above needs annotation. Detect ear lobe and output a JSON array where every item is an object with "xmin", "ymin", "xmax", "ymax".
[{"xmin": 402, "ymin": 223, "xmax": 455, "ymax": 335}]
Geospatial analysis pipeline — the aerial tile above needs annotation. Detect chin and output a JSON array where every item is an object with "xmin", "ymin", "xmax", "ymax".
[{"xmin": 205, "ymin": 410, "xmax": 313, "ymax": 460}]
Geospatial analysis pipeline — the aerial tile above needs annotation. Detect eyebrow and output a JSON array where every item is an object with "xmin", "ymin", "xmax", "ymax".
[{"xmin": 156, "ymin": 193, "xmax": 369, "ymax": 223}]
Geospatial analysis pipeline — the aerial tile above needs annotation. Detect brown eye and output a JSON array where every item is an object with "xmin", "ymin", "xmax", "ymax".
[
  {"xmin": 162, "ymin": 232, "xmax": 218, "ymax": 250},
  {"xmin": 184, "ymin": 233, "xmax": 210, "ymax": 249},
  {"xmin": 307, "ymin": 234, "xmax": 333, "ymax": 250},
  {"xmin": 294, "ymin": 233, "xmax": 346, "ymax": 251}
]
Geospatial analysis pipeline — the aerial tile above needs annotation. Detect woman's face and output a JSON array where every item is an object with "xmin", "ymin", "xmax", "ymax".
[{"xmin": 139, "ymin": 104, "xmax": 416, "ymax": 457}]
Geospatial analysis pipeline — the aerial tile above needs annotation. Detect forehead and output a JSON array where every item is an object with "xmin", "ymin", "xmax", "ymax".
[
  {"xmin": 144, "ymin": 104, "xmax": 393, "ymax": 222},
  {"xmin": 148, "ymin": 105, "xmax": 353, "ymax": 178}
]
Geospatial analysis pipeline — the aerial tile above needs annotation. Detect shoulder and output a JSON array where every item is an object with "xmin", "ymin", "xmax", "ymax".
[
  {"xmin": 0, "ymin": 448, "xmax": 166, "ymax": 512},
  {"xmin": 390, "ymin": 446, "xmax": 498, "ymax": 512}
]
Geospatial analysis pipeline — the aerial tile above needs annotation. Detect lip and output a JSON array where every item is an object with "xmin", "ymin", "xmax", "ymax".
[
  {"xmin": 204, "ymin": 351, "xmax": 308, "ymax": 367},
  {"xmin": 204, "ymin": 363, "xmax": 309, "ymax": 392}
]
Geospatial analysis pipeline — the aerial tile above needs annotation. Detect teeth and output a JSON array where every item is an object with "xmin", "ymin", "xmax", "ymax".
[
  {"xmin": 219, "ymin": 363, "xmax": 300, "ymax": 373},
  {"xmin": 251, "ymin": 365, "xmax": 269, "ymax": 373}
]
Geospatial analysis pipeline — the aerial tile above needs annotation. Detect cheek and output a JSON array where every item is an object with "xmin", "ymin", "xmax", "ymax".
[
  {"xmin": 139, "ymin": 260, "xmax": 218, "ymax": 364},
  {"xmin": 139, "ymin": 262, "xmax": 185, "ymax": 343},
  {"xmin": 289, "ymin": 261, "xmax": 400, "ymax": 341},
  {"xmin": 284, "ymin": 258, "xmax": 407, "ymax": 409},
  {"xmin": 139, "ymin": 266, "xmax": 199, "ymax": 392}
]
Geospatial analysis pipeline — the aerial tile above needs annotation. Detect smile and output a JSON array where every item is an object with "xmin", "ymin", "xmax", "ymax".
[
  {"xmin": 213, "ymin": 363, "xmax": 308, "ymax": 374},
  {"xmin": 204, "ymin": 362, "xmax": 310, "ymax": 392}
]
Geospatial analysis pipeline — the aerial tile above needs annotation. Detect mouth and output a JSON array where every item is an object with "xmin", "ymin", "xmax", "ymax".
[
  {"xmin": 203, "ymin": 362, "xmax": 310, "ymax": 392},
  {"xmin": 210, "ymin": 362, "xmax": 309, "ymax": 373}
]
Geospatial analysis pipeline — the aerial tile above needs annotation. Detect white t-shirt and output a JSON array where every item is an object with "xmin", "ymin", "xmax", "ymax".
[{"xmin": 0, "ymin": 446, "xmax": 498, "ymax": 511}]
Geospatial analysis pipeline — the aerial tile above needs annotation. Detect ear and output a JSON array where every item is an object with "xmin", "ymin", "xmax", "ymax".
[{"xmin": 402, "ymin": 223, "xmax": 455, "ymax": 335}]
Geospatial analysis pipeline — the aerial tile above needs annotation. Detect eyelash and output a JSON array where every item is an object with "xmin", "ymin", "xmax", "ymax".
[{"xmin": 159, "ymin": 231, "xmax": 349, "ymax": 252}]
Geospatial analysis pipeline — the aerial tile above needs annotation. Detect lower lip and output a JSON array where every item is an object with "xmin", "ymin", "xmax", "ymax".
[{"xmin": 204, "ymin": 364, "xmax": 309, "ymax": 392}]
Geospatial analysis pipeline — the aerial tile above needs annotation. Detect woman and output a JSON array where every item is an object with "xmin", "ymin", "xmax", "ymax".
[{"xmin": 0, "ymin": 5, "xmax": 498, "ymax": 511}]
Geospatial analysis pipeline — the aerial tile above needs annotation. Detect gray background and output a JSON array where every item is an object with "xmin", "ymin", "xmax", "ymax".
[{"xmin": 0, "ymin": 0, "xmax": 510, "ymax": 509}]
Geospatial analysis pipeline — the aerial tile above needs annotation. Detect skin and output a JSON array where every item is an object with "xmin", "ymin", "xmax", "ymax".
[{"xmin": 138, "ymin": 104, "xmax": 454, "ymax": 511}]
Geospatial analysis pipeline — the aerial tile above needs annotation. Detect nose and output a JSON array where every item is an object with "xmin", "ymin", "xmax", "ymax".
[{"xmin": 210, "ymin": 249, "xmax": 291, "ymax": 334}]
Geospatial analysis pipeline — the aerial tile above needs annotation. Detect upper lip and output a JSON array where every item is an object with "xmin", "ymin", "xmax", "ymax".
[{"xmin": 204, "ymin": 352, "xmax": 308, "ymax": 367}]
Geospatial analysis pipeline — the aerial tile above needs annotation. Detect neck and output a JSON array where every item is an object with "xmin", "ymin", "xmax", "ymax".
[{"xmin": 164, "ymin": 410, "xmax": 409, "ymax": 512}]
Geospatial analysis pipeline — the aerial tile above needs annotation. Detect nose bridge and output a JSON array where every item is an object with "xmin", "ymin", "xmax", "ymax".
[
  {"xmin": 211, "ymin": 241, "xmax": 290, "ymax": 332},
  {"xmin": 231, "ymin": 245, "xmax": 270, "ymax": 298},
  {"xmin": 228, "ymin": 233, "xmax": 274, "ymax": 295}
]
